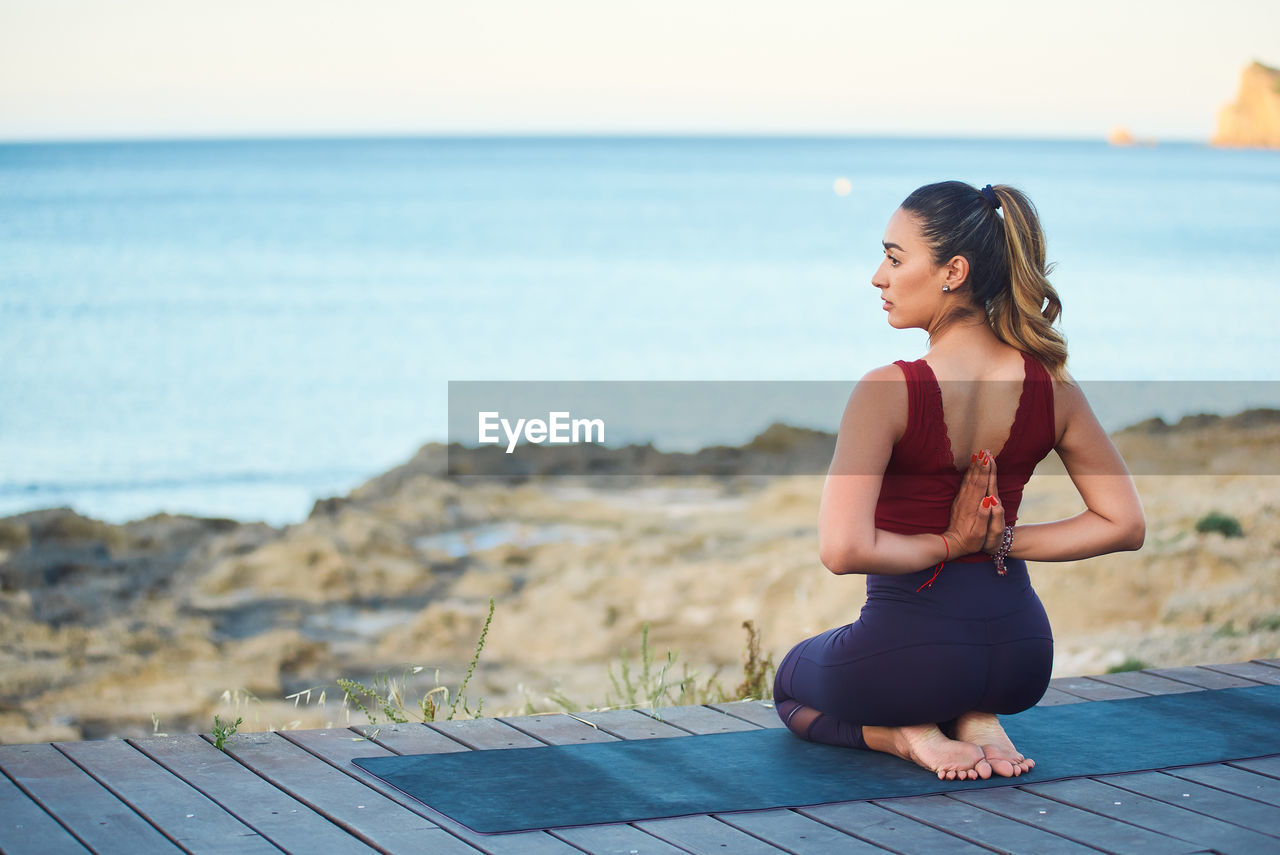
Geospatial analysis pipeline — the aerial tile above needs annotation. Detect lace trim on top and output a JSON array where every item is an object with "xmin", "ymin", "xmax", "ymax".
[{"xmin": 916, "ymin": 350, "xmax": 1036, "ymax": 474}]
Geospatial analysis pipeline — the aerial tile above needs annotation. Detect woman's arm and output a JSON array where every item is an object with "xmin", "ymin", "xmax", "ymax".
[
  {"xmin": 818, "ymin": 364, "xmax": 971, "ymax": 575},
  {"xmin": 1006, "ymin": 380, "xmax": 1146, "ymax": 561}
]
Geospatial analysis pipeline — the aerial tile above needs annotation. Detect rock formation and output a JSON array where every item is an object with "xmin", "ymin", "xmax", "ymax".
[
  {"xmin": 1213, "ymin": 61, "xmax": 1280, "ymax": 148},
  {"xmin": 2, "ymin": 411, "xmax": 1278, "ymax": 743}
]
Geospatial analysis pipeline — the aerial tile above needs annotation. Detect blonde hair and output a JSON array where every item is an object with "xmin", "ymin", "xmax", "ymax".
[
  {"xmin": 986, "ymin": 185, "xmax": 1068, "ymax": 383},
  {"xmin": 900, "ymin": 181, "xmax": 1070, "ymax": 383}
]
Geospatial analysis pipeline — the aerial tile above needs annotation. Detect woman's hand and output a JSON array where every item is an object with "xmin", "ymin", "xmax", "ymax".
[
  {"xmin": 943, "ymin": 449, "xmax": 1000, "ymax": 556},
  {"xmin": 981, "ymin": 476, "xmax": 1007, "ymax": 553}
]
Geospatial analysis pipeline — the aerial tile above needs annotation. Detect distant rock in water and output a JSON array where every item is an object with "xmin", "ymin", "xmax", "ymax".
[
  {"xmin": 1213, "ymin": 61, "xmax": 1280, "ymax": 149},
  {"xmin": 1107, "ymin": 126, "xmax": 1135, "ymax": 146}
]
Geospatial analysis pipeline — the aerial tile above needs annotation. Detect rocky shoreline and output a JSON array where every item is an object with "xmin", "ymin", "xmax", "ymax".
[{"xmin": 2, "ymin": 410, "xmax": 1278, "ymax": 744}]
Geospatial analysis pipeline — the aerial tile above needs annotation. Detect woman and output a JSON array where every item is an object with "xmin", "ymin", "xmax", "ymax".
[{"xmin": 773, "ymin": 181, "xmax": 1145, "ymax": 781}]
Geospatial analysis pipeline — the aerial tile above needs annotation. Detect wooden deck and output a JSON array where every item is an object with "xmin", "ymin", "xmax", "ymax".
[{"xmin": 2, "ymin": 659, "xmax": 1279, "ymax": 854}]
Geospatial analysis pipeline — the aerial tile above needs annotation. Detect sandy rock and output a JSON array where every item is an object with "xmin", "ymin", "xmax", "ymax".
[{"xmin": 1213, "ymin": 61, "xmax": 1280, "ymax": 148}]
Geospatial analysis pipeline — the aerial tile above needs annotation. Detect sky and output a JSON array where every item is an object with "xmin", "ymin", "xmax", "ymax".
[{"xmin": 2, "ymin": 0, "xmax": 1279, "ymax": 142}]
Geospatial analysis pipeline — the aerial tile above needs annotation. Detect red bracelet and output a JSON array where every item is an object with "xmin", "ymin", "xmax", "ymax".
[{"xmin": 917, "ymin": 533, "xmax": 950, "ymax": 592}]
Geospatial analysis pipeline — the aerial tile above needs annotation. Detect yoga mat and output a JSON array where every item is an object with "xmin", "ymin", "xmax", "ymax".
[{"xmin": 353, "ymin": 684, "xmax": 1280, "ymax": 834}]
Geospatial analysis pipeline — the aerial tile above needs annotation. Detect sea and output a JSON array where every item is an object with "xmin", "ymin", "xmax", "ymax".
[{"xmin": 2, "ymin": 136, "xmax": 1278, "ymax": 525}]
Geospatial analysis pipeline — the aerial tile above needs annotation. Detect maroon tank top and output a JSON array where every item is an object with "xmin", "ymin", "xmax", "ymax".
[{"xmin": 874, "ymin": 349, "xmax": 1056, "ymax": 562}]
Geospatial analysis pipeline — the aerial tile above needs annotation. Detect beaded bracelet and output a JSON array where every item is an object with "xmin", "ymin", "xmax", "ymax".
[{"xmin": 993, "ymin": 525, "xmax": 1014, "ymax": 576}]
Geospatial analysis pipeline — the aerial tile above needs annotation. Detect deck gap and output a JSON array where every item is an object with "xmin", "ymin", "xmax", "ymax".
[
  {"xmin": 0, "ymin": 763, "xmax": 97, "ymax": 854},
  {"xmin": 51, "ymin": 740, "xmax": 213, "ymax": 855},
  {"xmin": 872, "ymin": 797, "xmax": 1027, "ymax": 853},
  {"xmin": 1102, "ymin": 771, "xmax": 1280, "ymax": 839}
]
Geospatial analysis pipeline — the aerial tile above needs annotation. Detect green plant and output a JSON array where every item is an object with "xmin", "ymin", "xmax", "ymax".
[
  {"xmin": 605, "ymin": 623, "xmax": 729, "ymax": 716},
  {"xmin": 1195, "ymin": 511, "xmax": 1243, "ymax": 538},
  {"xmin": 1214, "ymin": 621, "xmax": 1242, "ymax": 639},
  {"xmin": 331, "ymin": 597, "xmax": 496, "ymax": 725},
  {"xmin": 735, "ymin": 620, "xmax": 775, "ymax": 700},
  {"xmin": 451, "ymin": 597, "xmax": 495, "ymax": 719},
  {"xmin": 1251, "ymin": 614, "xmax": 1280, "ymax": 632},
  {"xmin": 212, "ymin": 714, "xmax": 242, "ymax": 751},
  {"xmin": 336, "ymin": 673, "xmax": 412, "ymax": 725},
  {"xmin": 1106, "ymin": 657, "xmax": 1149, "ymax": 674}
]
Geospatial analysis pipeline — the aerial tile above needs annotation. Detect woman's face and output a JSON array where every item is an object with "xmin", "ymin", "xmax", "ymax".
[{"xmin": 871, "ymin": 207, "xmax": 950, "ymax": 330}]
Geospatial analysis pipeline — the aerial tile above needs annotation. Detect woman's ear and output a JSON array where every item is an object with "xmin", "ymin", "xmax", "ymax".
[{"xmin": 943, "ymin": 255, "xmax": 970, "ymax": 292}]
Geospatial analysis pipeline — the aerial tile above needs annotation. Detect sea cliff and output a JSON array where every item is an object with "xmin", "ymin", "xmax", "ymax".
[{"xmin": 1213, "ymin": 61, "xmax": 1280, "ymax": 148}]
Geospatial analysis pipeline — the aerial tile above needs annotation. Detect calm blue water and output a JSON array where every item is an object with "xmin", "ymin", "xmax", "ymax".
[{"xmin": 2, "ymin": 137, "xmax": 1278, "ymax": 524}]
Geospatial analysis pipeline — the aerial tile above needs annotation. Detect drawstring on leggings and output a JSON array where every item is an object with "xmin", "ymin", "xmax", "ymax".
[{"xmin": 916, "ymin": 533, "xmax": 949, "ymax": 592}]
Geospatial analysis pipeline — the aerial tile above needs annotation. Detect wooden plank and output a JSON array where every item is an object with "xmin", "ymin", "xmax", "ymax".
[
  {"xmin": 1025, "ymin": 774, "xmax": 1280, "ymax": 855},
  {"xmin": 635, "ymin": 815, "xmax": 788, "ymax": 854},
  {"xmin": 800, "ymin": 800, "xmax": 996, "ymax": 854},
  {"xmin": 948, "ymin": 785, "xmax": 1202, "ymax": 854},
  {"xmin": 569, "ymin": 709, "xmax": 690, "ymax": 741},
  {"xmin": 0, "ymin": 743, "xmax": 183, "ymax": 855},
  {"xmin": 0, "ymin": 770, "xmax": 90, "ymax": 855},
  {"xmin": 351, "ymin": 722, "xmax": 471, "ymax": 755},
  {"xmin": 219, "ymin": 731, "xmax": 478, "ymax": 854},
  {"xmin": 1090, "ymin": 670, "xmax": 1204, "ymax": 695},
  {"xmin": 133, "ymin": 733, "xmax": 378, "ymax": 855},
  {"xmin": 499, "ymin": 713, "xmax": 619, "ymax": 744},
  {"xmin": 550, "ymin": 823, "xmax": 693, "ymax": 854},
  {"xmin": 1166, "ymin": 763, "xmax": 1280, "ymax": 807},
  {"xmin": 427, "ymin": 717, "xmax": 546, "ymax": 750},
  {"xmin": 1231, "ymin": 756, "xmax": 1280, "ymax": 780},
  {"xmin": 1201, "ymin": 662, "xmax": 1280, "ymax": 685},
  {"xmin": 1144, "ymin": 666, "xmax": 1260, "ymax": 690},
  {"xmin": 1048, "ymin": 676, "xmax": 1146, "ymax": 701},
  {"xmin": 716, "ymin": 808, "xmax": 891, "ymax": 855},
  {"xmin": 642, "ymin": 705, "xmax": 760, "ymax": 735},
  {"xmin": 1035, "ymin": 687, "xmax": 1089, "ymax": 706},
  {"xmin": 283, "ymin": 726, "xmax": 580, "ymax": 855},
  {"xmin": 1254, "ymin": 658, "xmax": 1280, "ymax": 669},
  {"xmin": 708, "ymin": 701, "xmax": 785, "ymax": 729},
  {"xmin": 56, "ymin": 740, "xmax": 278, "ymax": 855},
  {"xmin": 874, "ymin": 793, "xmax": 1102, "ymax": 854},
  {"xmin": 1101, "ymin": 770, "xmax": 1280, "ymax": 837}
]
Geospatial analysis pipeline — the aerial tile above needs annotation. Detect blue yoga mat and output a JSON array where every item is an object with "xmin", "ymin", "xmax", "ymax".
[{"xmin": 353, "ymin": 684, "xmax": 1280, "ymax": 834}]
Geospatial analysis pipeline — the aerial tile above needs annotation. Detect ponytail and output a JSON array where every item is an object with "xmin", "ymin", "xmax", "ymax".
[
  {"xmin": 986, "ymin": 185, "xmax": 1069, "ymax": 383},
  {"xmin": 900, "ymin": 181, "xmax": 1071, "ymax": 384}
]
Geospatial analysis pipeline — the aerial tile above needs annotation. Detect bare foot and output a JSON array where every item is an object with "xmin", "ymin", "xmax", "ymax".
[
  {"xmin": 864, "ymin": 723, "xmax": 993, "ymax": 781},
  {"xmin": 955, "ymin": 711, "xmax": 1034, "ymax": 777}
]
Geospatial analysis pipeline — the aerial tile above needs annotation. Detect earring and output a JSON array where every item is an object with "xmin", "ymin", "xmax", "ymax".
[{"xmin": 942, "ymin": 285, "xmax": 951, "ymax": 292}]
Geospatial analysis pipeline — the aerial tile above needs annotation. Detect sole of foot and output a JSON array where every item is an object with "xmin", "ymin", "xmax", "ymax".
[{"xmin": 955, "ymin": 711, "xmax": 1034, "ymax": 777}]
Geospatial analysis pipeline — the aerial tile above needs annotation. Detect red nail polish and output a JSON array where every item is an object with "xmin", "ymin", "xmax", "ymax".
[{"xmin": 971, "ymin": 452, "xmax": 978, "ymax": 463}]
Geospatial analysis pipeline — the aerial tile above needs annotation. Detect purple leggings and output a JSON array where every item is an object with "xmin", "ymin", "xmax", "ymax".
[{"xmin": 773, "ymin": 557, "xmax": 1053, "ymax": 748}]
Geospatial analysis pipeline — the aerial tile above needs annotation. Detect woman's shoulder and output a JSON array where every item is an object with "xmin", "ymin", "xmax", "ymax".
[
  {"xmin": 843, "ymin": 363, "xmax": 912, "ymax": 440},
  {"xmin": 861, "ymin": 361, "xmax": 912, "ymax": 383}
]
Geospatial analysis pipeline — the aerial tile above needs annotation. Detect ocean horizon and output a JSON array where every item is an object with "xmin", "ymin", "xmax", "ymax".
[{"xmin": 3, "ymin": 135, "xmax": 1278, "ymax": 525}]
